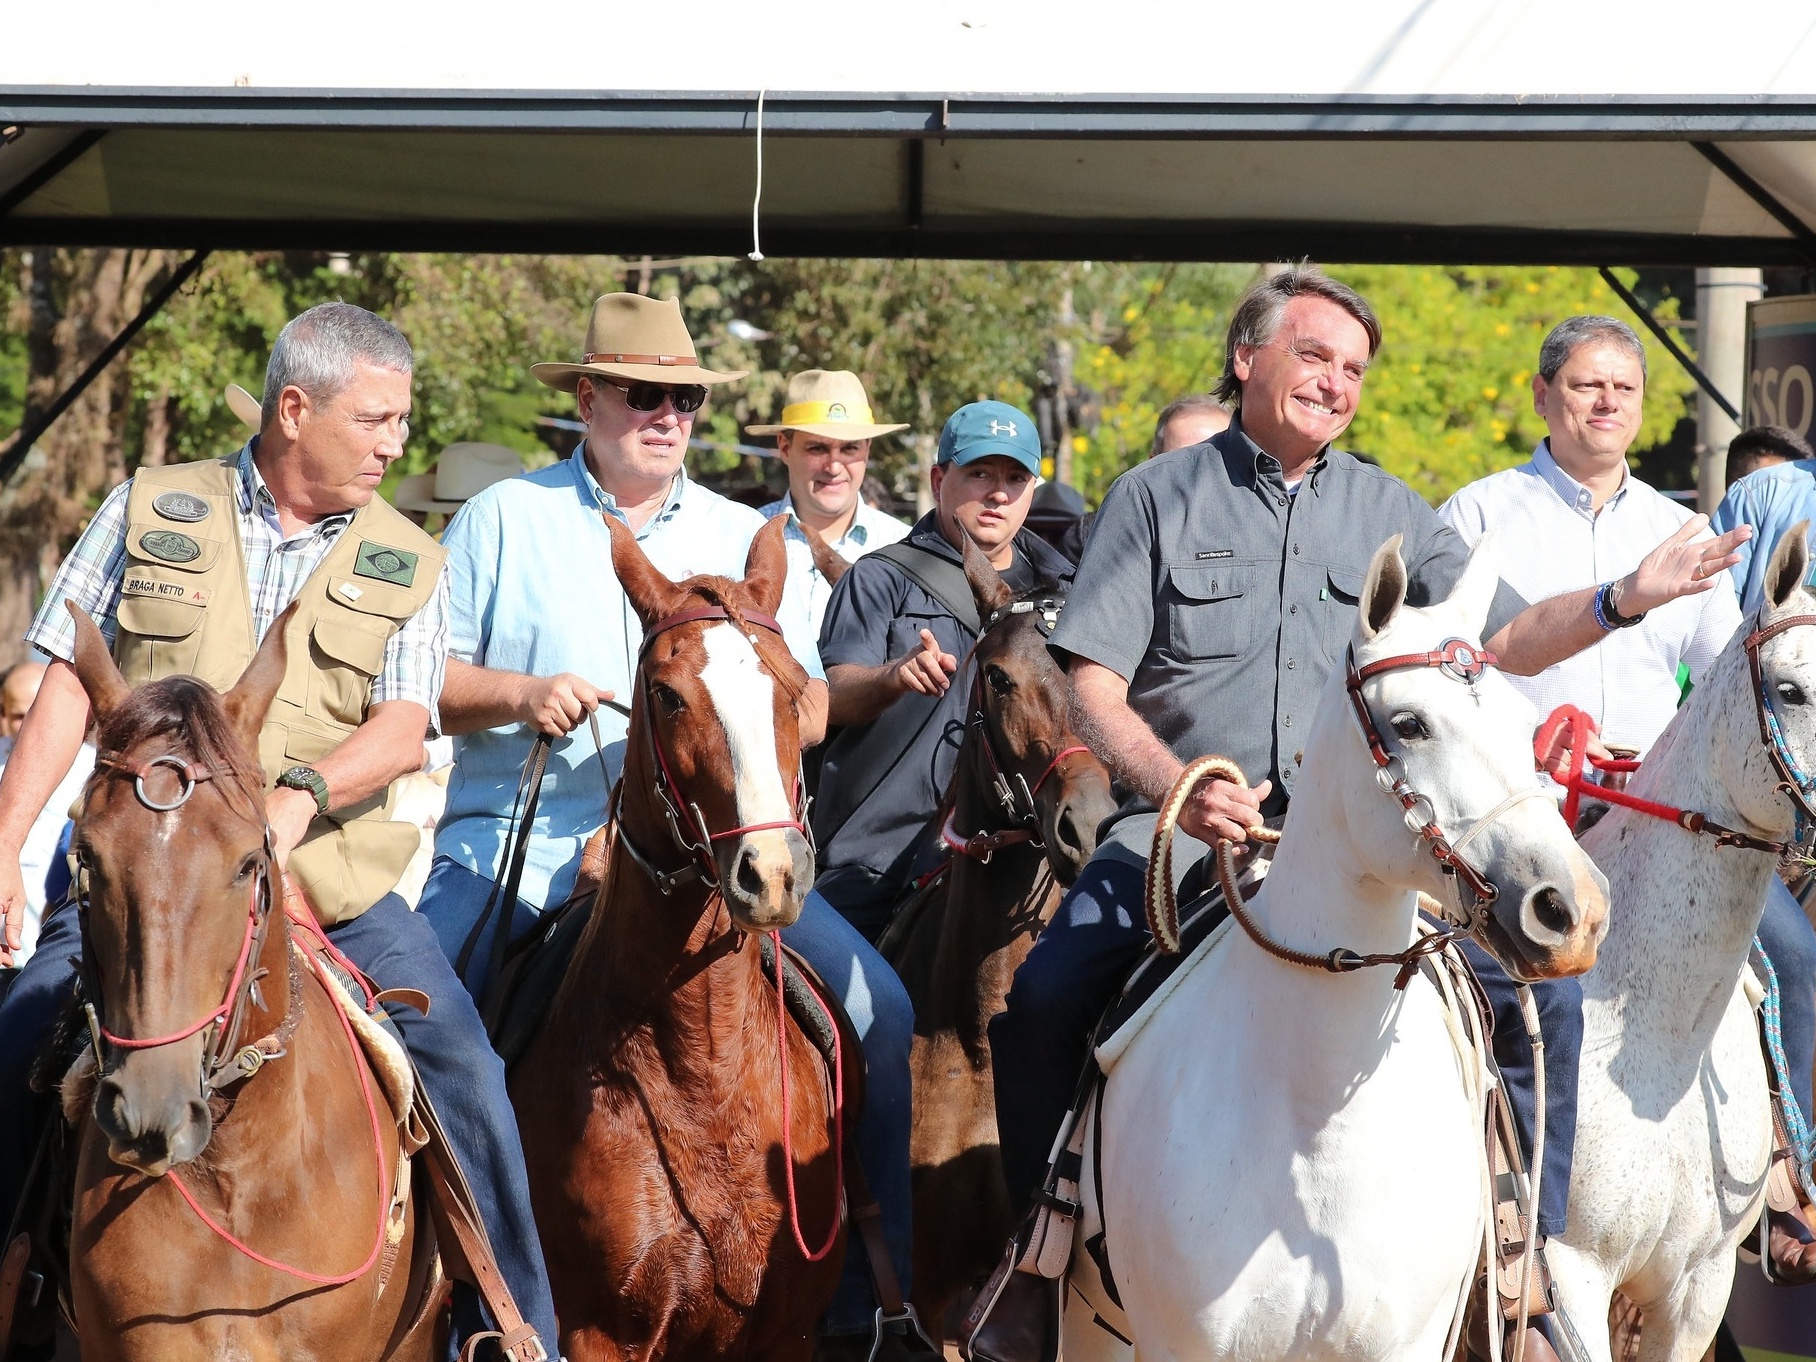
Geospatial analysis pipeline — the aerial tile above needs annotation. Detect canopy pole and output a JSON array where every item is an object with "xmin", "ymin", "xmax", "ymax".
[
  {"xmin": 1596, "ymin": 266, "xmax": 1740, "ymax": 423},
  {"xmin": 0, "ymin": 248, "xmax": 210, "ymax": 485}
]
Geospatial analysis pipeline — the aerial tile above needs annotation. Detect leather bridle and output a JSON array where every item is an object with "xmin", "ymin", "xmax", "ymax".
[
  {"xmin": 943, "ymin": 590, "xmax": 1089, "ymax": 862},
  {"xmin": 75, "ymin": 752, "xmax": 300, "ymax": 1096},
  {"xmin": 614, "ymin": 603, "xmax": 814, "ymax": 897},
  {"xmin": 1744, "ymin": 611, "xmax": 1816, "ymax": 830},
  {"xmin": 1346, "ymin": 637, "xmax": 1552, "ymax": 930}
]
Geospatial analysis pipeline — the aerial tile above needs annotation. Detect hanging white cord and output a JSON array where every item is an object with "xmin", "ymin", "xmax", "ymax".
[{"xmin": 748, "ymin": 88, "xmax": 766, "ymax": 262}]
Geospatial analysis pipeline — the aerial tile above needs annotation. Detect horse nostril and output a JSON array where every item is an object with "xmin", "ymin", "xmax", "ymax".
[
  {"xmin": 736, "ymin": 847, "xmax": 765, "ymax": 901},
  {"xmin": 1055, "ymin": 807, "xmax": 1083, "ymax": 854},
  {"xmin": 1529, "ymin": 886, "xmax": 1573, "ymax": 937}
]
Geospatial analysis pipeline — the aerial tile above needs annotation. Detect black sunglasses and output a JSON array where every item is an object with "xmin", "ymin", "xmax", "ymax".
[{"xmin": 595, "ymin": 378, "xmax": 708, "ymax": 414}]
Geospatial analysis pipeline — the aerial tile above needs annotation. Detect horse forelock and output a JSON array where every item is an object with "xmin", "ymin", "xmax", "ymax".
[{"xmin": 88, "ymin": 677, "xmax": 266, "ymax": 825}]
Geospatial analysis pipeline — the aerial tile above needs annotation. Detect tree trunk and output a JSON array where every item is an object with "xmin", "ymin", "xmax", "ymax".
[
  {"xmin": 0, "ymin": 247, "xmax": 169, "ymax": 665},
  {"xmin": 140, "ymin": 389, "xmax": 171, "ymax": 467}
]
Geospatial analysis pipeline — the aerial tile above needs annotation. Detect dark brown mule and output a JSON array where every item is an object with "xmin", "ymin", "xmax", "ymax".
[
  {"xmin": 512, "ymin": 517, "xmax": 844, "ymax": 1362},
  {"xmin": 61, "ymin": 607, "xmax": 438, "ymax": 1362},
  {"xmin": 881, "ymin": 541, "xmax": 1116, "ymax": 1339}
]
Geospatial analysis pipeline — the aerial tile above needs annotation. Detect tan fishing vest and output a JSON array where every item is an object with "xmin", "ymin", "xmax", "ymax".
[{"xmin": 114, "ymin": 456, "xmax": 446, "ymax": 925}]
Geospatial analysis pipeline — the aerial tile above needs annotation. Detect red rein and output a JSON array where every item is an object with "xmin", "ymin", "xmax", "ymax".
[
  {"xmin": 1533, "ymin": 705, "xmax": 1643, "ymax": 829},
  {"xmin": 165, "ymin": 900, "xmax": 393, "ymax": 1287},
  {"xmin": 769, "ymin": 931, "xmax": 844, "ymax": 1261}
]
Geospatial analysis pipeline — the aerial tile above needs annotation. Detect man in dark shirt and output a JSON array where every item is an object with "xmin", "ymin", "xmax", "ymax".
[
  {"xmin": 814, "ymin": 402, "xmax": 1076, "ymax": 941},
  {"xmin": 989, "ymin": 265, "xmax": 1749, "ymax": 1297}
]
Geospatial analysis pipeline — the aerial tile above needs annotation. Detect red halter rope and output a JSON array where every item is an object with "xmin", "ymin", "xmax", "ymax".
[
  {"xmin": 80, "ymin": 751, "xmax": 395, "ymax": 1287},
  {"xmin": 1534, "ymin": 704, "xmax": 1801, "ymax": 856}
]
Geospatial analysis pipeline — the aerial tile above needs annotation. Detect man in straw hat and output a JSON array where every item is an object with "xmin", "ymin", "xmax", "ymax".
[
  {"xmin": 421, "ymin": 293, "xmax": 920, "ymax": 1356},
  {"xmin": 752, "ymin": 370, "xmax": 911, "ymax": 638}
]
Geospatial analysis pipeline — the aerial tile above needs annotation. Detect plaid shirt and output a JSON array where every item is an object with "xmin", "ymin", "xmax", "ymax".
[{"xmin": 27, "ymin": 444, "xmax": 447, "ymax": 728}]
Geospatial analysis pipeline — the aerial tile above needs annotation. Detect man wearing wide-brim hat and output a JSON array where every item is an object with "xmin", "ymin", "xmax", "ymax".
[
  {"xmin": 752, "ymin": 370, "xmax": 911, "ymax": 638},
  {"xmin": 420, "ymin": 292, "xmax": 919, "ymax": 1357}
]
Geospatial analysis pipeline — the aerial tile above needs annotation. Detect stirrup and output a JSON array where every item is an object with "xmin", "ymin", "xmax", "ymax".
[{"xmin": 867, "ymin": 1303, "xmax": 938, "ymax": 1361}]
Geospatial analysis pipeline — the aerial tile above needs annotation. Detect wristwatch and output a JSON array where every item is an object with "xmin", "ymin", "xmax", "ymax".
[{"xmin": 276, "ymin": 765, "xmax": 331, "ymax": 816}]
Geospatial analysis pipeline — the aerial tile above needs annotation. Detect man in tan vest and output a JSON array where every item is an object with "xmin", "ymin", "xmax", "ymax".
[{"xmin": 0, "ymin": 303, "xmax": 556, "ymax": 1358}]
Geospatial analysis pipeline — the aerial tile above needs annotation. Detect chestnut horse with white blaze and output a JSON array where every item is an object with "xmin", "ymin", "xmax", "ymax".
[
  {"xmin": 883, "ymin": 537, "xmax": 1115, "ymax": 1338},
  {"xmin": 511, "ymin": 517, "xmax": 844, "ymax": 1362},
  {"xmin": 62, "ymin": 605, "xmax": 438, "ymax": 1362}
]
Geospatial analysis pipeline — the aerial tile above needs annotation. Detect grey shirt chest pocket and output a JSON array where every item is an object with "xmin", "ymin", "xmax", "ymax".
[{"xmin": 1164, "ymin": 563, "xmax": 1253, "ymax": 661}]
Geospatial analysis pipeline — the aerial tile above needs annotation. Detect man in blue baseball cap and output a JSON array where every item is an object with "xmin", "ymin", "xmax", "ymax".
[{"xmin": 813, "ymin": 400, "xmax": 1076, "ymax": 940}]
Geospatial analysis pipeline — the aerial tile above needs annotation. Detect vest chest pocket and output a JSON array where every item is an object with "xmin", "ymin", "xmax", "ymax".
[
  {"xmin": 307, "ymin": 614, "xmax": 392, "ymax": 728},
  {"xmin": 1164, "ymin": 563, "xmax": 1253, "ymax": 661}
]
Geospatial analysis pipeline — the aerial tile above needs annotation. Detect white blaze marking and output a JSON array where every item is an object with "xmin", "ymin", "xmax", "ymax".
[{"xmin": 698, "ymin": 623, "xmax": 792, "ymax": 827}]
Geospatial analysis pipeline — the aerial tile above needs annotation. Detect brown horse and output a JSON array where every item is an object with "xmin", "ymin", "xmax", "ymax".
[
  {"xmin": 881, "ymin": 540, "xmax": 1116, "ymax": 1339},
  {"xmin": 512, "ymin": 517, "xmax": 844, "ymax": 1362},
  {"xmin": 60, "ymin": 607, "xmax": 438, "ymax": 1362}
]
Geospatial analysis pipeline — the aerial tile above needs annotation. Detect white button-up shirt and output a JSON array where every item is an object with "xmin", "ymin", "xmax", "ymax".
[
  {"xmin": 1439, "ymin": 441, "xmax": 1740, "ymax": 755},
  {"xmin": 761, "ymin": 493, "xmax": 910, "ymax": 645}
]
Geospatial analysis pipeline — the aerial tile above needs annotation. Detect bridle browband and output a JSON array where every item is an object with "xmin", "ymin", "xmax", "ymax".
[
  {"xmin": 614, "ymin": 602, "xmax": 814, "ymax": 897},
  {"xmin": 77, "ymin": 751, "xmax": 300, "ymax": 1095}
]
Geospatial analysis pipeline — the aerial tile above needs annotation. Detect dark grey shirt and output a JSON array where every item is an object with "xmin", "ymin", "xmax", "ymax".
[
  {"xmin": 1049, "ymin": 422, "xmax": 1525, "ymax": 833},
  {"xmin": 813, "ymin": 513, "xmax": 1076, "ymax": 908}
]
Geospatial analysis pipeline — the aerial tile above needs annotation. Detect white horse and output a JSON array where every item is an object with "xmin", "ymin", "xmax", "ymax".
[
  {"xmin": 1547, "ymin": 525, "xmax": 1816, "ymax": 1362},
  {"xmin": 1064, "ymin": 534, "xmax": 1609, "ymax": 1362}
]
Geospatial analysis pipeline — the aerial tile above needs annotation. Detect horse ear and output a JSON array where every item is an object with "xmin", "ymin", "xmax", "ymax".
[
  {"xmin": 221, "ymin": 601, "xmax": 293, "ymax": 751},
  {"xmin": 962, "ymin": 532, "xmax": 1015, "ymax": 616},
  {"xmin": 607, "ymin": 514, "xmax": 682, "ymax": 629},
  {"xmin": 66, "ymin": 602, "xmax": 130, "ymax": 721},
  {"xmin": 741, "ymin": 516, "xmax": 789, "ymax": 618},
  {"xmin": 799, "ymin": 522, "xmax": 851, "ymax": 588},
  {"xmin": 1358, "ymin": 534, "xmax": 1408, "ymax": 641},
  {"xmin": 1446, "ymin": 530, "xmax": 1502, "ymax": 635},
  {"xmin": 1765, "ymin": 519, "xmax": 1811, "ymax": 611}
]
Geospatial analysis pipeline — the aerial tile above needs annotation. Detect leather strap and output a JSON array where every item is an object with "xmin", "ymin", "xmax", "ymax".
[
  {"xmin": 582, "ymin": 351, "xmax": 697, "ymax": 366},
  {"xmin": 409, "ymin": 1059, "xmax": 548, "ymax": 1362},
  {"xmin": 843, "ymin": 1155, "xmax": 906, "ymax": 1317}
]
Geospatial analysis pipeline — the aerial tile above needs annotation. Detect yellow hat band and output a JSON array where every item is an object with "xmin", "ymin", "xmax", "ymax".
[{"xmin": 781, "ymin": 399, "xmax": 876, "ymax": 427}]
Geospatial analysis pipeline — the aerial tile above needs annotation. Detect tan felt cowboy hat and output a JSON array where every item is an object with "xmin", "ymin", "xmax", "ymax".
[
  {"xmin": 746, "ymin": 369, "xmax": 909, "ymax": 441},
  {"xmin": 226, "ymin": 383, "xmax": 263, "ymax": 430},
  {"xmin": 531, "ymin": 293, "xmax": 747, "ymax": 392},
  {"xmin": 394, "ymin": 443, "xmax": 527, "ymax": 514}
]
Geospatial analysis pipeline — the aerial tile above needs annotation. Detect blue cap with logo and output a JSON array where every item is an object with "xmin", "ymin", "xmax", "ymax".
[{"xmin": 936, "ymin": 401, "xmax": 1043, "ymax": 475}]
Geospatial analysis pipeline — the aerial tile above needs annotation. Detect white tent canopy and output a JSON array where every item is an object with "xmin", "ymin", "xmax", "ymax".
[{"xmin": 5, "ymin": 0, "xmax": 1816, "ymax": 262}]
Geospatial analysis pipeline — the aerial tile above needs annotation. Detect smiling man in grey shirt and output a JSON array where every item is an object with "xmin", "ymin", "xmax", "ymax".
[{"xmin": 988, "ymin": 266, "xmax": 1749, "ymax": 1316}]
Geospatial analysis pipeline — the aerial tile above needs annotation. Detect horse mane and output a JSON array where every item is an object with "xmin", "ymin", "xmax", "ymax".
[{"xmin": 89, "ymin": 677, "xmax": 266, "ymax": 822}]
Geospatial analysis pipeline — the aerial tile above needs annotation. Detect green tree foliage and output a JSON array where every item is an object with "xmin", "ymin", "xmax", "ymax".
[{"xmin": 1325, "ymin": 265, "xmax": 1696, "ymax": 502}]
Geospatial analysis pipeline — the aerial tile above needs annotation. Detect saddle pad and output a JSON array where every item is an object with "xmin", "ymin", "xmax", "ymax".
[
  {"xmin": 313, "ymin": 942, "xmax": 415, "ymax": 1130},
  {"xmin": 1093, "ymin": 889, "xmax": 1235, "ymax": 1074}
]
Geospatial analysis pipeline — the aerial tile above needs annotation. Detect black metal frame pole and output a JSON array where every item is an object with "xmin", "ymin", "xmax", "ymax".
[
  {"xmin": 0, "ymin": 248, "xmax": 210, "ymax": 485},
  {"xmin": 1597, "ymin": 265, "xmax": 1741, "ymax": 423}
]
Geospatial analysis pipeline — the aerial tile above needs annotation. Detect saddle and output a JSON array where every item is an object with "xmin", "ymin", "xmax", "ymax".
[{"xmin": 959, "ymin": 877, "xmax": 1571, "ymax": 1362}]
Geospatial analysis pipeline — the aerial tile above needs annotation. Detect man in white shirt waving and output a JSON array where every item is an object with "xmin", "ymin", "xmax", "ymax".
[{"xmin": 1441, "ymin": 314, "xmax": 1816, "ymax": 1278}]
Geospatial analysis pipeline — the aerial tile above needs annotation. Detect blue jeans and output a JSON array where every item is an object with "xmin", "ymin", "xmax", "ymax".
[
  {"xmin": 417, "ymin": 856, "xmax": 916, "ymax": 1336},
  {"xmin": 1761, "ymin": 876, "xmax": 1816, "ymax": 1120},
  {"xmin": 0, "ymin": 893, "xmax": 557, "ymax": 1355},
  {"xmin": 989, "ymin": 854, "xmax": 1583, "ymax": 1238}
]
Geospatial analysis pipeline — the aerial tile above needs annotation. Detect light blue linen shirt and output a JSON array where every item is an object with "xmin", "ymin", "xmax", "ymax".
[
  {"xmin": 437, "ymin": 447, "xmax": 824, "ymax": 909},
  {"xmin": 759, "ymin": 493, "xmax": 910, "ymax": 642},
  {"xmin": 1713, "ymin": 458, "xmax": 1816, "ymax": 614}
]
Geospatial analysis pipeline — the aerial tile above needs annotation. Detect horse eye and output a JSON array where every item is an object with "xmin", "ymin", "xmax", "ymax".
[
  {"xmin": 653, "ymin": 683, "xmax": 686, "ymax": 716},
  {"xmin": 1778, "ymin": 680, "xmax": 1808, "ymax": 707},
  {"xmin": 234, "ymin": 854, "xmax": 260, "ymax": 883},
  {"xmin": 985, "ymin": 665, "xmax": 1013, "ymax": 697},
  {"xmin": 1391, "ymin": 712, "xmax": 1429, "ymax": 741}
]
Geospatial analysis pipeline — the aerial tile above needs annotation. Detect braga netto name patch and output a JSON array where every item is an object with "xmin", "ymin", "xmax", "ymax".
[
  {"xmin": 354, "ymin": 542, "xmax": 419, "ymax": 587},
  {"xmin": 151, "ymin": 491, "xmax": 210, "ymax": 523},
  {"xmin": 139, "ymin": 530, "xmax": 201, "ymax": 564}
]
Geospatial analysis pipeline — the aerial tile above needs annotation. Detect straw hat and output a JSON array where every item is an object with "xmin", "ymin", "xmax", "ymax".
[
  {"xmin": 394, "ymin": 443, "xmax": 527, "ymax": 515},
  {"xmin": 531, "ymin": 293, "xmax": 747, "ymax": 392},
  {"xmin": 226, "ymin": 383, "xmax": 263, "ymax": 430},
  {"xmin": 746, "ymin": 370, "xmax": 909, "ymax": 441}
]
